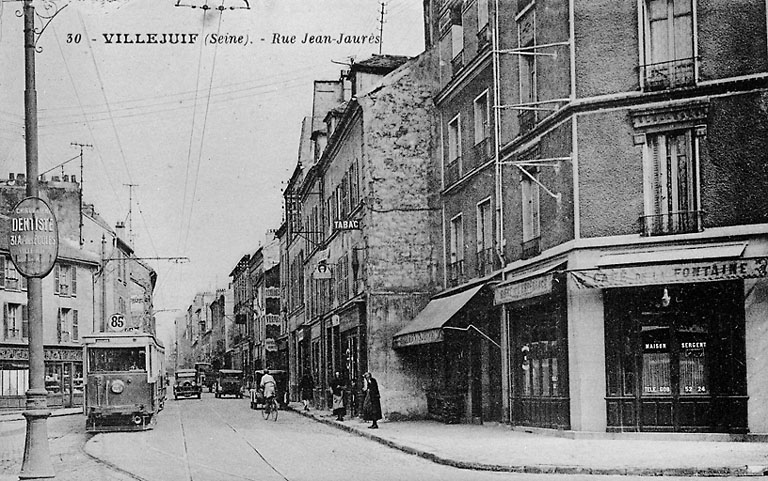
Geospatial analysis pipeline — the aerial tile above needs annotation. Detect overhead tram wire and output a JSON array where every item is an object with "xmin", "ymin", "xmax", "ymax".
[
  {"xmin": 78, "ymin": 11, "xmax": 134, "ymax": 186},
  {"xmin": 51, "ymin": 22, "xmax": 123, "ymax": 208},
  {"xmin": 179, "ymin": 0, "xmax": 210, "ymax": 256},
  {"xmin": 36, "ymin": 78, "xmax": 310, "ymax": 131},
  {"xmin": 36, "ymin": 61, "xmax": 330, "ymax": 114},
  {"xmin": 182, "ymin": 1, "xmax": 226, "ymax": 255}
]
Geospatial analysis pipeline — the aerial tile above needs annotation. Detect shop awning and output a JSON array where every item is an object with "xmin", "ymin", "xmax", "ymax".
[
  {"xmin": 597, "ymin": 242, "xmax": 747, "ymax": 267},
  {"xmin": 393, "ymin": 285, "xmax": 484, "ymax": 349},
  {"xmin": 493, "ymin": 260, "xmax": 566, "ymax": 305},
  {"xmin": 571, "ymin": 242, "xmax": 765, "ymax": 289}
]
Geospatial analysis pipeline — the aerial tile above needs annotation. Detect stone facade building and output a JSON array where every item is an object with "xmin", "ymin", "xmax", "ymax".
[
  {"xmin": 398, "ymin": 0, "xmax": 768, "ymax": 433},
  {"xmin": 282, "ymin": 55, "xmax": 441, "ymax": 418}
]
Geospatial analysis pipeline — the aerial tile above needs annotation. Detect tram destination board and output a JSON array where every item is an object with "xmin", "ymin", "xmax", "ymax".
[{"xmin": 8, "ymin": 196, "xmax": 59, "ymax": 278}]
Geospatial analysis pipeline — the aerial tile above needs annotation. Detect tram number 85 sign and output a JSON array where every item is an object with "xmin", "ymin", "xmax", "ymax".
[{"xmin": 108, "ymin": 314, "xmax": 126, "ymax": 332}]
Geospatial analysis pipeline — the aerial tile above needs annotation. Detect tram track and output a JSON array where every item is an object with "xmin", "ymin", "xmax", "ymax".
[
  {"xmin": 79, "ymin": 396, "xmax": 294, "ymax": 481},
  {"xmin": 204, "ymin": 400, "xmax": 292, "ymax": 481}
]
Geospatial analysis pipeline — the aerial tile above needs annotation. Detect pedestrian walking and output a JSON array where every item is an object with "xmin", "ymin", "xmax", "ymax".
[
  {"xmin": 299, "ymin": 373, "xmax": 314, "ymax": 410},
  {"xmin": 329, "ymin": 371, "xmax": 346, "ymax": 421},
  {"xmin": 362, "ymin": 372, "xmax": 382, "ymax": 429}
]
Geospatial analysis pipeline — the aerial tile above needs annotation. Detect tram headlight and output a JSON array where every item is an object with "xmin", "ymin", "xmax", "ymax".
[{"xmin": 111, "ymin": 380, "xmax": 125, "ymax": 394}]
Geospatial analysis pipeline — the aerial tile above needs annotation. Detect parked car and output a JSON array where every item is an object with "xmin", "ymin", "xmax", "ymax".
[
  {"xmin": 215, "ymin": 369, "xmax": 244, "ymax": 398},
  {"xmin": 250, "ymin": 370, "xmax": 288, "ymax": 409},
  {"xmin": 173, "ymin": 369, "xmax": 202, "ymax": 400},
  {"xmin": 194, "ymin": 362, "xmax": 216, "ymax": 392}
]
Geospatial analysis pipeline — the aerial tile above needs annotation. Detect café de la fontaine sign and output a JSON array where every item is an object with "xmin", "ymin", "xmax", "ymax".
[{"xmin": 8, "ymin": 197, "xmax": 59, "ymax": 278}]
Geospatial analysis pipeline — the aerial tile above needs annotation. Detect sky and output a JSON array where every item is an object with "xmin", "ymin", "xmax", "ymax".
[{"xmin": 0, "ymin": 0, "xmax": 425, "ymax": 344}]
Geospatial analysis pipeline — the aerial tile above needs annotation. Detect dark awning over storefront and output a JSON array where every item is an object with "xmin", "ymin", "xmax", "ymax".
[
  {"xmin": 393, "ymin": 285, "xmax": 484, "ymax": 349},
  {"xmin": 570, "ymin": 242, "xmax": 768, "ymax": 288}
]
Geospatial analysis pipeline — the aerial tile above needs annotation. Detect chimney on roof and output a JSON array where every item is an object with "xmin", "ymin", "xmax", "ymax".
[
  {"xmin": 16, "ymin": 174, "xmax": 25, "ymax": 183},
  {"xmin": 52, "ymin": 176, "xmax": 60, "ymax": 182},
  {"xmin": 62, "ymin": 175, "xmax": 69, "ymax": 182},
  {"xmin": 8, "ymin": 173, "xmax": 14, "ymax": 181},
  {"xmin": 71, "ymin": 175, "xmax": 76, "ymax": 183},
  {"xmin": 115, "ymin": 221, "xmax": 126, "ymax": 239}
]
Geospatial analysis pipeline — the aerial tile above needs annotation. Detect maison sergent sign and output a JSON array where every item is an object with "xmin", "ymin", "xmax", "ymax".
[{"xmin": 8, "ymin": 197, "xmax": 59, "ymax": 278}]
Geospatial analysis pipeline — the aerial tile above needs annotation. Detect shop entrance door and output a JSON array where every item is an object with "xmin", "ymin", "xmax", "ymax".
[{"xmin": 605, "ymin": 282, "xmax": 747, "ymax": 433}]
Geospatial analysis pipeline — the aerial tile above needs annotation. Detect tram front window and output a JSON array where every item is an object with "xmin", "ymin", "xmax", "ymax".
[{"xmin": 88, "ymin": 348, "xmax": 146, "ymax": 372}]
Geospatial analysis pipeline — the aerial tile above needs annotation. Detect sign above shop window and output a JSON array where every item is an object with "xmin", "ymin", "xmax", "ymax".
[
  {"xmin": 494, "ymin": 273, "xmax": 553, "ymax": 305},
  {"xmin": 571, "ymin": 258, "xmax": 768, "ymax": 289}
]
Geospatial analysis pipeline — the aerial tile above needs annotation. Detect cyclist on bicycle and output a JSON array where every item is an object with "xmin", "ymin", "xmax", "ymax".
[{"xmin": 260, "ymin": 369, "xmax": 276, "ymax": 404}]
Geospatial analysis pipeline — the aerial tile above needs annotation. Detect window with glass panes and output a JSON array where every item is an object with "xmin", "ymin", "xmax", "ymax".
[
  {"xmin": 642, "ymin": 0, "xmax": 694, "ymax": 89},
  {"xmin": 643, "ymin": 130, "xmax": 698, "ymax": 234}
]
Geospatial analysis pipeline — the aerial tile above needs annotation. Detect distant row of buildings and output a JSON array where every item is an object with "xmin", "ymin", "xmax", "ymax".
[
  {"xmin": 176, "ymin": 0, "xmax": 768, "ymax": 435},
  {"xmin": 0, "ymin": 174, "xmax": 157, "ymax": 410}
]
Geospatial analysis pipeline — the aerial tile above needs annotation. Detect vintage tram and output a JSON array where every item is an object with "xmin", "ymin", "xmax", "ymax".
[{"xmin": 82, "ymin": 331, "xmax": 166, "ymax": 432}]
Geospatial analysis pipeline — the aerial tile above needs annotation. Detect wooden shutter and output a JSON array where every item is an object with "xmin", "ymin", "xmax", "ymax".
[
  {"xmin": 71, "ymin": 266, "xmax": 77, "ymax": 297},
  {"xmin": 72, "ymin": 310, "xmax": 78, "ymax": 341},
  {"xmin": 56, "ymin": 310, "xmax": 62, "ymax": 343},
  {"xmin": 53, "ymin": 265, "xmax": 60, "ymax": 295},
  {"xmin": 21, "ymin": 305, "xmax": 28, "ymax": 340},
  {"xmin": 0, "ymin": 256, "xmax": 5, "ymax": 288},
  {"xmin": 2, "ymin": 303, "xmax": 7, "ymax": 340}
]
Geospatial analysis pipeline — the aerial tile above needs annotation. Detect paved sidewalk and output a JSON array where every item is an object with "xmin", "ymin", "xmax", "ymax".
[{"xmin": 286, "ymin": 403, "xmax": 768, "ymax": 476}]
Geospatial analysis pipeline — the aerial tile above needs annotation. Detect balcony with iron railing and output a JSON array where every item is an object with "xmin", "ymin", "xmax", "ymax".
[
  {"xmin": 521, "ymin": 237, "xmax": 541, "ymax": 260},
  {"xmin": 476, "ymin": 247, "xmax": 498, "ymax": 277},
  {"xmin": 640, "ymin": 57, "xmax": 696, "ymax": 91},
  {"xmin": 464, "ymin": 137, "xmax": 492, "ymax": 172},
  {"xmin": 265, "ymin": 287, "xmax": 280, "ymax": 298},
  {"xmin": 451, "ymin": 49, "xmax": 464, "ymax": 76},
  {"xmin": 639, "ymin": 211, "xmax": 703, "ymax": 237},
  {"xmin": 444, "ymin": 157, "xmax": 461, "ymax": 187},
  {"xmin": 448, "ymin": 259, "xmax": 465, "ymax": 288}
]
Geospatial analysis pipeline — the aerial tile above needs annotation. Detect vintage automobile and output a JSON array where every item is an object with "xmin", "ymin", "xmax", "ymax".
[
  {"xmin": 194, "ymin": 362, "xmax": 216, "ymax": 392},
  {"xmin": 173, "ymin": 369, "xmax": 202, "ymax": 400},
  {"xmin": 215, "ymin": 369, "xmax": 244, "ymax": 398},
  {"xmin": 250, "ymin": 370, "xmax": 288, "ymax": 409}
]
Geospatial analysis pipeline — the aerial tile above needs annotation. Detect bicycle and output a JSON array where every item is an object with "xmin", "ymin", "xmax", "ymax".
[{"xmin": 262, "ymin": 395, "xmax": 279, "ymax": 421}]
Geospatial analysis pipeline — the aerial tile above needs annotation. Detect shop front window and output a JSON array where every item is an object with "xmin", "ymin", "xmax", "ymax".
[
  {"xmin": 605, "ymin": 282, "xmax": 745, "ymax": 433},
  {"xmin": 518, "ymin": 317, "xmax": 561, "ymax": 398},
  {"xmin": 678, "ymin": 319, "xmax": 708, "ymax": 395},
  {"xmin": 641, "ymin": 325, "xmax": 670, "ymax": 395}
]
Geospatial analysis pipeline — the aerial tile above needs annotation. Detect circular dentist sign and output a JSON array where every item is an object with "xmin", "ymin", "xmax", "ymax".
[{"xmin": 8, "ymin": 197, "xmax": 59, "ymax": 278}]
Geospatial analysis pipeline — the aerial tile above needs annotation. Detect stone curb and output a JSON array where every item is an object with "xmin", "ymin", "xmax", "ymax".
[
  {"xmin": 0, "ymin": 407, "xmax": 81, "ymax": 423},
  {"xmin": 285, "ymin": 405, "xmax": 765, "ymax": 477}
]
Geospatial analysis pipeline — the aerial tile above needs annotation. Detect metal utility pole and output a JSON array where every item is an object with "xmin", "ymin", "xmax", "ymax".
[
  {"xmin": 71, "ymin": 142, "xmax": 92, "ymax": 247},
  {"xmin": 378, "ymin": 2, "xmax": 385, "ymax": 55},
  {"xmin": 20, "ymin": 0, "xmax": 54, "ymax": 478},
  {"xmin": 124, "ymin": 183, "xmax": 139, "ymax": 245}
]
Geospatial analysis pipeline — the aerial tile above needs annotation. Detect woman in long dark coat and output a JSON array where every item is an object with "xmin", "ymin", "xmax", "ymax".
[{"xmin": 362, "ymin": 372, "xmax": 382, "ymax": 429}]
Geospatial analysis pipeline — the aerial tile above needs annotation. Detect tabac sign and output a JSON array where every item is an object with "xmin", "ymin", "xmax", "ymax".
[{"xmin": 8, "ymin": 197, "xmax": 59, "ymax": 278}]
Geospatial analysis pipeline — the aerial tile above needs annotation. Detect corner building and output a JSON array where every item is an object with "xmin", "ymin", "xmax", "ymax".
[{"xmin": 410, "ymin": 0, "xmax": 768, "ymax": 434}]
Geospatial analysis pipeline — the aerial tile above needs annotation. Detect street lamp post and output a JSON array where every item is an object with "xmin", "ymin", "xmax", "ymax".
[{"xmin": 19, "ymin": 0, "xmax": 55, "ymax": 478}]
